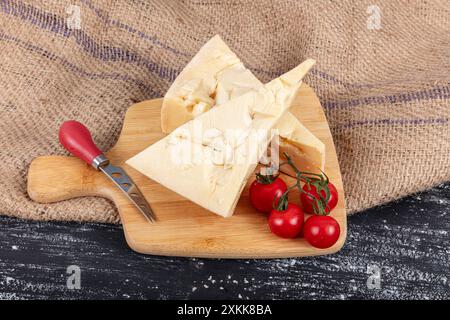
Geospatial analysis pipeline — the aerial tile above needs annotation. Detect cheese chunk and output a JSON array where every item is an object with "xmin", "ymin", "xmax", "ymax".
[
  {"xmin": 161, "ymin": 35, "xmax": 263, "ymax": 133},
  {"xmin": 277, "ymin": 113, "xmax": 326, "ymax": 176},
  {"xmin": 161, "ymin": 35, "xmax": 325, "ymax": 173},
  {"xmin": 127, "ymin": 61, "xmax": 314, "ymax": 217}
]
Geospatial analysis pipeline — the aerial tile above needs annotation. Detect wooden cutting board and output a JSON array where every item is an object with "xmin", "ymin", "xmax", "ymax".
[{"xmin": 27, "ymin": 84, "xmax": 347, "ymax": 258}]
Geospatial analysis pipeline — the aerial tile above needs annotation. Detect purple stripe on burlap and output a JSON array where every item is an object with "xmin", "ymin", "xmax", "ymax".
[
  {"xmin": 79, "ymin": 0, "xmax": 189, "ymax": 57},
  {"xmin": 3, "ymin": 0, "xmax": 448, "ymax": 92},
  {"xmin": 1, "ymin": 0, "xmax": 449, "ymax": 110},
  {"xmin": 78, "ymin": 0, "xmax": 450, "ymax": 90},
  {"xmin": 337, "ymin": 117, "xmax": 449, "ymax": 129},
  {"xmin": 79, "ymin": 0, "xmax": 339, "ymax": 84},
  {"xmin": 310, "ymin": 69, "xmax": 358, "ymax": 88},
  {"xmin": 0, "ymin": 31, "xmax": 162, "ymax": 97},
  {"xmin": 324, "ymin": 85, "xmax": 450, "ymax": 109},
  {"xmin": 79, "ymin": 0, "xmax": 450, "ymax": 91},
  {"xmin": 0, "ymin": 0, "xmax": 180, "ymax": 81},
  {"xmin": 78, "ymin": 0, "xmax": 407, "ymax": 89},
  {"xmin": 0, "ymin": 0, "xmax": 70, "ymax": 37}
]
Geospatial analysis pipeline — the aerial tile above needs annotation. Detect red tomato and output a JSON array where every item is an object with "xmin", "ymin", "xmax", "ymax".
[
  {"xmin": 250, "ymin": 177, "xmax": 287, "ymax": 213},
  {"xmin": 303, "ymin": 215, "xmax": 340, "ymax": 249},
  {"xmin": 268, "ymin": 203, "xmax": 304, "ymax": 238},
  {"xmin": 301, "ymin": 182, "xmax": 338, "ymax": 214}
]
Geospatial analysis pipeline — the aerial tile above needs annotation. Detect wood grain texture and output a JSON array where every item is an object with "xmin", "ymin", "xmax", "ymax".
[{"xmin": 27, "ymin": 84, "xmax": 347, "ymax": 258}]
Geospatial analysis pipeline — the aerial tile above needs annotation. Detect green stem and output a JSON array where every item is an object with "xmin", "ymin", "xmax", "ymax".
[
  {"xmin": 281, "ymin": 152, "xmax": 331, "ymax": 215},
  {"xmin": 255, "ymin": 172, "xmax": 276, "ymax": 184}
]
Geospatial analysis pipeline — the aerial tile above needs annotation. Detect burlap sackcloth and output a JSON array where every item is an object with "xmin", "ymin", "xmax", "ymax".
[{"xmin": 0, "ymin": 0, "xmax": 448, "ymax": 223}]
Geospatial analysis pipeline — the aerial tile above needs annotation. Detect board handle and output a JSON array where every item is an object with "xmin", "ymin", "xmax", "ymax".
[{"xmin": 27, "ymin": 155, "xmax": 104, "ymax": 203}]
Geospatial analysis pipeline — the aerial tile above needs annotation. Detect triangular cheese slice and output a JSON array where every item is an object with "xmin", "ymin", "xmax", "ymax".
[
  {"xmin": 277, "ymin": 113, "xmax": 326, "ymax": 176},
  {"xmin": 161, "ymin": 35, "xmax": 325, "ymax": 174},
  {"xmin": 127, "ymin": 61, "xmax": 315, "ymax": 217}
]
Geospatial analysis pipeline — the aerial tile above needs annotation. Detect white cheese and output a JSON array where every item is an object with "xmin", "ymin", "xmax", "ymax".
[
  {"xmin": 161, "ymin": 35, "xmax": 325, "ymax": 174},
  {"xmin": 161, "ymin": 35, "xmax": 262, "ymax": 133},
  {"xmin": 127, "ymin": 61, "xmax": 314, "ymax": 217}
]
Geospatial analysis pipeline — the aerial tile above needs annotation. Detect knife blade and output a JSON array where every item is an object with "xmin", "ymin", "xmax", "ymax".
[
  {"xmin": 59, "ymin": 120, "xmax": 156, "ymax": 223},
  {"xmin": 100, "ymin": 163, "xmax": 155, "ymax": 222}
]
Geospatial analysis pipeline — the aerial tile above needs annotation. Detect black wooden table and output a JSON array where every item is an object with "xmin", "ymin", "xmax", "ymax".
[{"xmin": 0, "ymin": 183, "xmax": 449, "ymax": 300}]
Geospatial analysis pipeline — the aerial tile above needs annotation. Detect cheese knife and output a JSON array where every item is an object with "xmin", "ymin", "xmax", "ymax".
[{"xmin": 59, "ymin": 120, "xmax": 156, "ymax": 223}]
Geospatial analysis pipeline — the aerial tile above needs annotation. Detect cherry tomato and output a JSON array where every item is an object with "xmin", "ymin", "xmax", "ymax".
[
  {"xmin": 301, "ymin": 182, "xmax": 338, "ymax": 214},
  {"xmin": 303, "ymin": 215, "xmax": 340, "ymax": 249},
  {"xmin": 250, "ymin": 177, "xmax": 287, "ymax": 213},
  {"xmin": 268, "ymin": 203, "xmax": 304, "ymax": 238}
]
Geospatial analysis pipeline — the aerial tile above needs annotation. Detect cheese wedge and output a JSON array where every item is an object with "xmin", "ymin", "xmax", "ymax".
[
  {"xmin": 161, "ymin": 35, "xmax": 325, "ymax": 174},
  {"xmin": 127, "ymin": 61, "xmax": 314, "ymax": 217},
  {"xmin": 277, "ymin": 113, "xmax": 326, "ymax": 176}
]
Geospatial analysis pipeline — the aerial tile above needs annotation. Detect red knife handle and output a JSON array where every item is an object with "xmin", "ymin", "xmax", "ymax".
[{"xmin": 59, "ymin": 120, "xmax": 109, "ymax": 169}]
